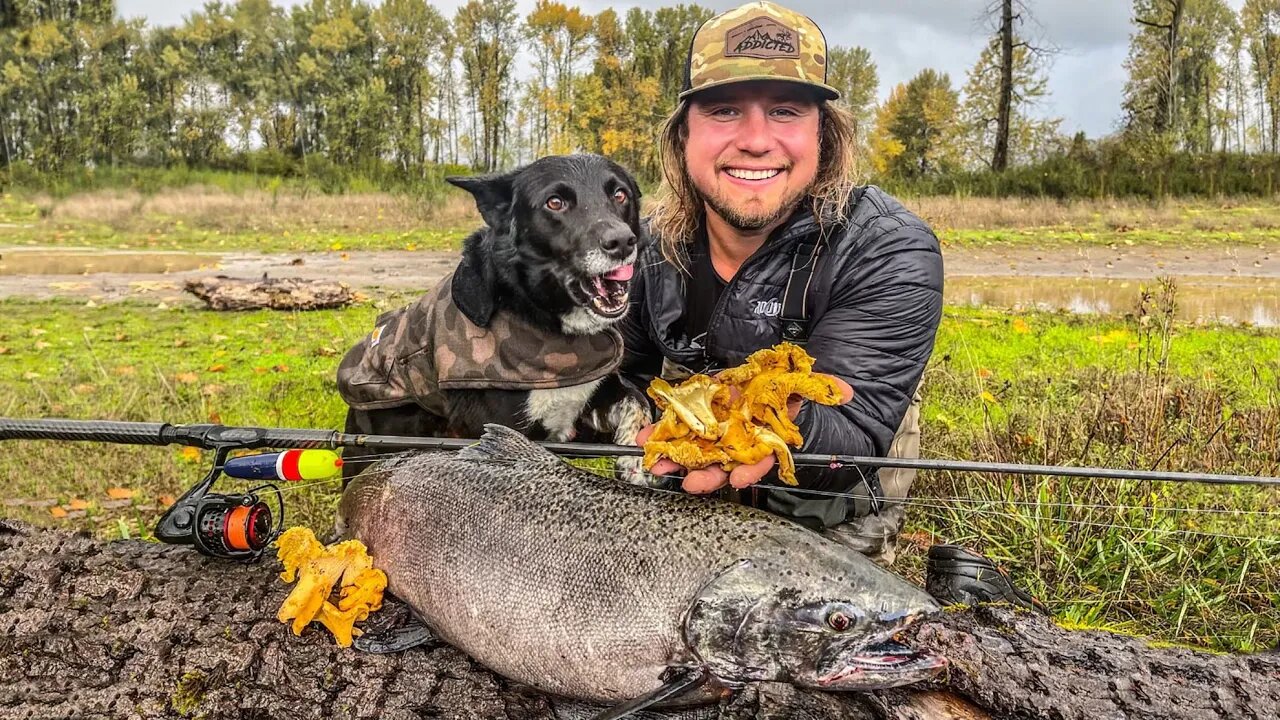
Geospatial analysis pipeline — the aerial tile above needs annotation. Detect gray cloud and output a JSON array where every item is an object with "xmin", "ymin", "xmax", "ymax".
[{"xmin": 116, "ymin": 0, "xmax": 1154, "ymax": 138}]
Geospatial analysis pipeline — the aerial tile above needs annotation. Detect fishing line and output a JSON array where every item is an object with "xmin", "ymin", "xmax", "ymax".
[{"xmin": 263, "ymin": 451, "xmax": 1280, "ymax": 525}]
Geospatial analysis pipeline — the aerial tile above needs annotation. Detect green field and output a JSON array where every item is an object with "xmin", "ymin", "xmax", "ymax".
[{"xmin": 1, "ymin": 295, "xmax": 1275, "ymax": 652}]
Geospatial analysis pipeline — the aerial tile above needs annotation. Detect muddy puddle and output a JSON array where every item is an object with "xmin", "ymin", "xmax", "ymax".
[
  {"xmin": 0, "ymin": 249, "xmax": 220, "ymax": 276},
  {"xmin": 946, "ymin": 276, "xmax": 1280, "ymax": 327}
]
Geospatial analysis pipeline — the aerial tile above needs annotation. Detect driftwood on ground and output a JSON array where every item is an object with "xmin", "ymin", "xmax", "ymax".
[
  {"xmin": 0, "ymin": 521, "xmax": 1276, "ymax": 720},
  {"xmin": 183, "ymin": 276, "xmax": 357, "ymax": 311}
]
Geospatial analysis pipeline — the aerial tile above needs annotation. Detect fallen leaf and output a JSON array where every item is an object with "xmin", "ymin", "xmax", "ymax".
[
  {"xmin": 201, "ymin": 384, "xmax": 224, "ymax": 396},
  {"xmin": 68, "ymin": 498, "xmax": 89, "ymax": 511},
  {"xmin": 0, "ymin": 347, "xmax": 9, "ymax": 355},
  {"xmin": 72, "ymin": 383, "xmax": 96, "ymax": 394},
  {"xmin": 33, "ymin": 340, "xmax": 51, "ymax": 350},
  {"xmin": 22, "ymin": 371, "xmax": 39, "ymax": 380},
  {"xmin": 173, "ymin": 338, "xmax": 188, "ymax": 348},
  {"xmin": 253, "ymin": 367, "xmax": 269, "ymax": 374},
  {"xmin": 180, "ymin": 446, "xmax": 202, "ymax": 463},
  {"xmin": 50, "ymin": 506, "xmax": 68, "ymax": 518},
  {"xmin": 976, "ymin": 368, "xmax": 992, "ymax": 379},
  {"xmin": 211, "ymin": 334, "xmax": 229, "ymax": 343},
  {"xmin": 208, "ymin": 411, "xmax": 222, "ymax": 423},
  {"xmin": 980, "ymin": 391, "xmax": 999, "ymax": 405},
  {"xmin": 1011, "ymin": 318, "xmax": 1030, "ymax": 334},
  {"xmin": 106, "ymin": 487, "xmax": 135, "ymax": 500},
  {"xmin": 114, "ymin": 333, "xmax": 128, "ymax": 341},
  {"xmin": 158, "ymin": 494, "xmax": 177, "ymax": 507},
  {"xmin": 207, "ymin": 363, "xmax": 227, "ymax": 373},
  {"xmin": 274, "ymin": 364, "xmax": 290, "ymax": 373},
  {"xmin": 340, "ymin": 252, "xmax": 350, "ymax": 261},
  {"xmin": 113, "ymin": 365, "xmax": 136, "ymax": 376},
  {"xmin": 29, "ymin": 327, "xmax": 46, "ymax": 337},
  {"xmin": 176, "ymin": 372, "xmax": 199, "ymax": 384}
]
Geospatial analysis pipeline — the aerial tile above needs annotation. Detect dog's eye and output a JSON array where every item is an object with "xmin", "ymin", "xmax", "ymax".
[
  {"xmin": 545, "ymin": 196, "xmax": 567, "ymax": 212},
  {"xmin": 612, "ymin": 189, "xmax": 628, "ymax": 204}
]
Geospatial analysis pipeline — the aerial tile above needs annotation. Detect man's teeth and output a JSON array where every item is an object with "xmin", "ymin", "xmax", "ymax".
[{"xmin": 726, "ymin": 168, "xmax": 780, "ymax": 181}]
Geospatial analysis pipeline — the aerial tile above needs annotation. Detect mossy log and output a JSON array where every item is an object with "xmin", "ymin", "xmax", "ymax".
[
  {"xmin": 0, "ymin": 522, "xmax": 1275, "ymax": 720},
  {"xmin": 183, "ymin": 276, "xmax": 357, "ymax": 311}
]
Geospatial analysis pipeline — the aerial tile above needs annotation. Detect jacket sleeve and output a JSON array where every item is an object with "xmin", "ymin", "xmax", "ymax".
[{"xmin": 791, "ymin": 221, "xmax": 944, "ymax": 493}]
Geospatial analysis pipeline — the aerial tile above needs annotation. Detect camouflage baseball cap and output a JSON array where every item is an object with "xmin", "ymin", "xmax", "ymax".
[{"xmin": 681, "ymin": 1, "xmax": 839, "ymax": 102}]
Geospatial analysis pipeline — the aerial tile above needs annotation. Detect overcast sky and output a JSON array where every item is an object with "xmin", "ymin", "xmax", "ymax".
[{"xmin": 114, "ymin": 0, "xmax": 1249, "ymax": 139}]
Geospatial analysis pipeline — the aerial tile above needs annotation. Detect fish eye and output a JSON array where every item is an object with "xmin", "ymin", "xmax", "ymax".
[
  {"xmin": 612, "ymin": 188, "xmax": 628, "ymax": 204},
  {"xmin": 546, "ymin": 195, "xmax": 567, "ymax": 212},
  {"xmin": 826, "ymin": 610, "xmax": 852, "ymax": 632}
]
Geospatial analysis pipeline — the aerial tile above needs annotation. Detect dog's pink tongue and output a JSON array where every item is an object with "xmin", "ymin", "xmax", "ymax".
[{"xmin": 604, "ymin": 264, "xmax": 634, "ymax": 282}]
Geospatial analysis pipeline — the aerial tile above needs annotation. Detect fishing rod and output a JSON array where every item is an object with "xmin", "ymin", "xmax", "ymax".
[{"xmin": 2, "ymin": 416, "xmax": 1278, "ymax": 561}]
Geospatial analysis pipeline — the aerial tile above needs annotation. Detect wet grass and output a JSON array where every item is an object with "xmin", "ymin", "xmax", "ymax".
[{"xmin": 0, "ymin": 293, "xmax": 1276, "ymax": 652}]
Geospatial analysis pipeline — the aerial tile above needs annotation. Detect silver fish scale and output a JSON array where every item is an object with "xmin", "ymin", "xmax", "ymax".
[{"xmin": 340, "ymin": 444, "xmax": 803, "ymax": 703}]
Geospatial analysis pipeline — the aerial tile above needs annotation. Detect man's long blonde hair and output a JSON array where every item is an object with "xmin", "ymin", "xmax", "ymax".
[{"xmin": 646, "ymin": 96, "xmax": 861, "ymax": 268}]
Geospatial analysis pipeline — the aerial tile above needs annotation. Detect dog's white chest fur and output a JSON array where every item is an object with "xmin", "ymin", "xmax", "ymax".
[{"xmin": 525, "ymin": 379, "xmax": 603, "ymax": 441}]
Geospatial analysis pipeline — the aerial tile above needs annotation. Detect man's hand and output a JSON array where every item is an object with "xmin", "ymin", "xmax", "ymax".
[{"xmin": 633, "ymin": 374, "xmax": 853, "ymax": 495}]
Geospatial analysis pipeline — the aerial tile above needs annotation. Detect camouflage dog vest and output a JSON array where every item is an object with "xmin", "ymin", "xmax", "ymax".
[{"xmin": 337, "ymin": 270, "xmax": 623, "ymax": 414}]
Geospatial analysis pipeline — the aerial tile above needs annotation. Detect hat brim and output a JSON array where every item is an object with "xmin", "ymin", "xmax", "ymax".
[{"xmin": 679, "ymin": 76, "xmax": 841, "ymax": 102}]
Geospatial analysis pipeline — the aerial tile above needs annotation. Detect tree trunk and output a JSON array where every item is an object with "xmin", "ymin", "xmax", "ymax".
[
  {"xmin": 2, "ymin": 521, "xmax": 1277, "ymax": 720},
  {"xmin": 1166, "ymin": 0, "xmax": 1185, "ymax": 136},
  {"xmin": 992, "ymin": 0, "xmax": 1013, "ymax": 173}
]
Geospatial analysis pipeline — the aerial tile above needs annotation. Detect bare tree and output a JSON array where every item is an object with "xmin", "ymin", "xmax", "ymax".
[
  {"xmin": 979, "ymin": 0, "xmax": 1055, "ymax": 172},
  {"xmin": 1135, "ymin": 0, "xmax": 1187, "ymax": 134}
]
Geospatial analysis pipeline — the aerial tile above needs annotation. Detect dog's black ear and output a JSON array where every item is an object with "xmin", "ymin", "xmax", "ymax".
[{"xmin": 447, "ymin": 173, "xmax": 515, "ymax": 231}]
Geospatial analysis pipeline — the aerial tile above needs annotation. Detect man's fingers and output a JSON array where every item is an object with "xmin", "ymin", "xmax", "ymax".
[
  {"xmin": 683, "ymin": 466, "xmax": 729, "ymax": 495},
  {"xmin": 832, "ymin": 375, "xmax": 854, "ymax": 404},
  {"xmin": 729, "ymin": 454, "xmax": 776, "ymax": 489},
  {"xmin": 788, "ymin": 374, "xmax": 856, "ymax": 419},
  {"xmin": 634, "ymin": 423, "xmax": 656, "ymax": 446},
  {"xmin": 650, "ymin": 458, "xmax": 683, "ymax": 476}
]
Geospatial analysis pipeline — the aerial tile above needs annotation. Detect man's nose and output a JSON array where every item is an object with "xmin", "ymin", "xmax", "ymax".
[{"xmin": 735, "ymin": 108, "xmax": 775, "ymax": 155}]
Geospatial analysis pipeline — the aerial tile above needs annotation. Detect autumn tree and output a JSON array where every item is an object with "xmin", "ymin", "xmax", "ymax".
[
  {"xmin": 1125, "ymin": 0, "xmax": 1238, "ymax": 152},
  {"xmin": 956, "ymin": 36, "xmax": 1061, "ymax": 169},
  {"xmin": 374, "ymin": 0, "xmax": 449, "ymax": 172},
  {"xmin": 826, "ymin": 45, "xmax": 878, "ymax": 133},
  {"xmin": 1242, "ymin": 0, "xmax": 1280, "ymax": 152},
  {"xmin": 524, "ymin": 1, "xmax": 592, "ymax": 156},
  {"xmin": 869, "ymin": 69, "xmax": 961, "ymax": 178},
  {"xmin": 455, "ymin": 0, "xmax": 519, "ymax": 171}
]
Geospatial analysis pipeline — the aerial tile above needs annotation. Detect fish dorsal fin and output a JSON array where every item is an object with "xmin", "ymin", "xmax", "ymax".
[{"xmin": 458, "ymin": 424, "xmax": 561, "ymax": 466}]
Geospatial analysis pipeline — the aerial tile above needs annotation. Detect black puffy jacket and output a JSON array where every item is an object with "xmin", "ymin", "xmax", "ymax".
[{"xmin": 618, "ymin": 186, "xmax": 944, "ymax": 529}]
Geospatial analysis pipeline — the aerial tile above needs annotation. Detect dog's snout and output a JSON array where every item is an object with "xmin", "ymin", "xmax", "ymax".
[{"xmin": 600, "ymin": 226, "xmax": 637, "ymax": 256}]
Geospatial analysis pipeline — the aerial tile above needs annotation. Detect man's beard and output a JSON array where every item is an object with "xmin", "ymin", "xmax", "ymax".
[{"xmin": 703, "ymin": 182, "xmax": 811, "ymax": 232}]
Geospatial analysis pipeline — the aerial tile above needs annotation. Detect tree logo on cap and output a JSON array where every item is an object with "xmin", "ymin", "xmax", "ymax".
[{"xmin": 725, "ymin": 18, "xmax": 800, "ymax": 59}]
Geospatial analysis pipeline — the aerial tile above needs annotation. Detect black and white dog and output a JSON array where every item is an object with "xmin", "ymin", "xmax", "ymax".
[{"xmin": 338, "ymin": 154, "xmax": 650, "ymax": 482}]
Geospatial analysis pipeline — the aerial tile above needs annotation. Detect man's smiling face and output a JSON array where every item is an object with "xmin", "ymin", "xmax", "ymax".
[{"xmin": 684, "ymin": 80, "xmax": 822, "ymax": 233}]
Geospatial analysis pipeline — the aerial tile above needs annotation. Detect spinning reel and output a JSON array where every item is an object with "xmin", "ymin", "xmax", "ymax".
[{"xmin": 154, "ymin": 442, "xmax": 342, "ymax": 561}]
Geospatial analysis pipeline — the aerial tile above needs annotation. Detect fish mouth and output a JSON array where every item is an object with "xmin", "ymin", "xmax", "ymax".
[
  {"xmin": 815, "ymin": 640, "xmax": 947, "ymax": 690},
  {"xmin": 567, "ymin": 263, "xmax": 633, "ymax": 318}
]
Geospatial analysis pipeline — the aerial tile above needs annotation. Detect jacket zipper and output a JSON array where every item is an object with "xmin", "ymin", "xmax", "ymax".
[{"xmin": 700, "ymin": 221, "xmax": 811, "ymax": 370}]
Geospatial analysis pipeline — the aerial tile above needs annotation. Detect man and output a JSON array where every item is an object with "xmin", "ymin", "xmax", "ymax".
[{"xmin": 621, "ymin": 0, "xmax": 1044, "ymax": 611}]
